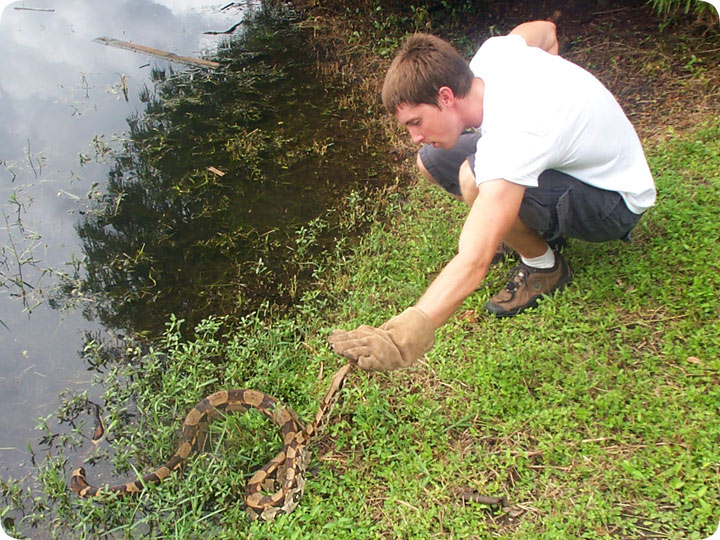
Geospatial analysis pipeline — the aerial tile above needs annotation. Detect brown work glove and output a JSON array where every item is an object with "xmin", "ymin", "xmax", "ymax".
[{"xmin": 328, "ymin": 307, "xmax": 435, "ymax": 371}]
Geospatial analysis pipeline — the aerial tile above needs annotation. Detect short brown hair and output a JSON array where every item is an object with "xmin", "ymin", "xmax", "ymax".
[{"xmin": 382, "ymin": 33, "xmax": 474, "ymax": 115}]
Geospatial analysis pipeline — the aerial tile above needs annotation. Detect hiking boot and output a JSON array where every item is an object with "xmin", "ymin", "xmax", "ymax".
[{"xmin": 485, "ymin": 252, "xmax": 572, "ymax": 317}]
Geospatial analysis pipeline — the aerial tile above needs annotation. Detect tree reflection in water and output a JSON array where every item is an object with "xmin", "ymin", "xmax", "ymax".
[{"xmin": 66, "ymin": 3, "xmax": 388, "ymax": 336}]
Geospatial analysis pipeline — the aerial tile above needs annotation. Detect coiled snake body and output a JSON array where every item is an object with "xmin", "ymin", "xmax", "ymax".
[{"xmin": 70, "ymin": 363, "xmax": 353, "ymax": 521}]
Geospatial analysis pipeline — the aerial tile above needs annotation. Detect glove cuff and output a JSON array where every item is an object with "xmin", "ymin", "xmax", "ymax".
[{"xmin": 382, "ymin": 307, "xmax": 435, "ymax": 366}]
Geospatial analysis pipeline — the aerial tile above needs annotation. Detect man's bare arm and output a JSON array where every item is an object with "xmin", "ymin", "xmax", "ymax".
[
  {"xmin": 415, "ymin": 179, "xmax": 526, "ymax": 328},
  {"xmin": 509, "ymin": 21, "xmax": 559, "ymax": 55}
]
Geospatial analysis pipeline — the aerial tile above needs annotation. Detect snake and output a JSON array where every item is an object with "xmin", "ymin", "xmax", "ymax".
[{"xmin": 70, "ymin": 362, "xmax": 353, "ymax": 521}]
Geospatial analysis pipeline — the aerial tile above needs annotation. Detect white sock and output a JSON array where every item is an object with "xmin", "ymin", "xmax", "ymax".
[{"xmin": 521, "ymin": 246, "xmax": 555, "ymax": 269}]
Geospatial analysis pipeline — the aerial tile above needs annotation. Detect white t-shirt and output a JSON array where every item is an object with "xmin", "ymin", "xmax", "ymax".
[{"xmin": 468, "ymin": 35, "xmax": 656, "ymax": 214}]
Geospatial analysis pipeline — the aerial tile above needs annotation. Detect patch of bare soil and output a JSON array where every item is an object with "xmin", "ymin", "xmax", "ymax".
[
  {"xmin": 445, "ymin": 0, "xmax": 720, "ymax": 141},
  {"xmin": 527, "ymin": 1, "xmax": 720, "ymax": 141}
]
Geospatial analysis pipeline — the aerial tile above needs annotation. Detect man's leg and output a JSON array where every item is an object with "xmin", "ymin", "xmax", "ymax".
[
  {"xmin": 457, "ymin": 159, "xmax": 480, "ymax": 207},
  {"xmin": 459, "ymin": 164, "xmax": 573, "ymax": 317},
  {"xmin": 416, "ymin": 132, "xmax": 481, "ymax": 201},
  {"xmin": 484, "ymin": 169, "xmax": 643, "ymax": 316},
  {"xmin": 457, "ymin": 160, "xmax": 528, "ymax": 264},
  {"xmin": 484, "ymin": 242, "xmax": 571, "ymax": 317},
  {"xmin": 416, "ymin": 153, "xmax": 462, "ymax": 202},
  {"xmin": 484, "ymin": 210, "xmax": 572, "ymax": 317},
  {"xmin": 417, "ymin": 139, "xmax": 516, "ymax": 264}
]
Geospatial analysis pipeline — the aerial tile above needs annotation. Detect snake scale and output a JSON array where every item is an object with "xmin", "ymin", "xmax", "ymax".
[{"xmin": 70, "ymin": 362, "xmax": 353, "ymax": 521}]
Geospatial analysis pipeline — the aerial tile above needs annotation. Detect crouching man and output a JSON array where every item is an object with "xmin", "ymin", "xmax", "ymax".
[{"xmin": 330, "ymin": 21, "xmax": 656, "ymax": 371}]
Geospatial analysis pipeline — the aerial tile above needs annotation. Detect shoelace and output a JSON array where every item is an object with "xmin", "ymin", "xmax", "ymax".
[{"xmin": 504, "ymin": 267, "xmax": 526, "ymax": 292}]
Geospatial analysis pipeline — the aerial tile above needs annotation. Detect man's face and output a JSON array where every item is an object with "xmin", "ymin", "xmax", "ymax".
[{"xmin": 395, "ymin": 101, "xmax": 462, "ymax": 150}]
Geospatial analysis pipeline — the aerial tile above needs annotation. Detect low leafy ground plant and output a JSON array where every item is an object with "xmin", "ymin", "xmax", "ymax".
[{"xmin": 6, "ymin": 119, "xmax": 719, "ymax": 538}]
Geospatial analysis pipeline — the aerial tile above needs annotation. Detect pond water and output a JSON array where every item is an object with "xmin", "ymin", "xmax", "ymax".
[{"xmin": 0, "ymin": 0, "xmax": 389, "ymax": 520}]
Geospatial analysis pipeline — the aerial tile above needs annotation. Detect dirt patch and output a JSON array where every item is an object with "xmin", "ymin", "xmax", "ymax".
[
  {"xmin": 488, "ymin": 1, "xmax": 720, "ymax": 141},
  {"xmin": 547, "ymin": 2, "xmax": 720, "ymax": 141}
]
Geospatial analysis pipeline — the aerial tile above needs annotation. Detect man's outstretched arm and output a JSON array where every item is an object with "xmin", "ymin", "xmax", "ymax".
[
  {"xmin": 329, "ymin": 179, "xmax": 526, "ymax": 370},
  {"xmin": 415, "ymin": 178, "xmax": 526, "ymax": 327}
]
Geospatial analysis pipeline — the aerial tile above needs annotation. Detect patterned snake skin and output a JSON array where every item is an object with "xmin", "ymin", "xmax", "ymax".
[{"xmin": 70, "ymin": 363, "xmax": 353, "ymax": 521}]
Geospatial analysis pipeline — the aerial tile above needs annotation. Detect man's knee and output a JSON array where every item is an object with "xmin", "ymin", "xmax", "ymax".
[
  {"xmin": 417, "ymin": 152, "xmax": 463, "ymax": 201},
  {"xmin": 416, "ymin": 153, "xmax": 434, "ymax": 183},
  {"xmin": 459, "ymin": 159, "xmax": 478, "ymax": 205}
]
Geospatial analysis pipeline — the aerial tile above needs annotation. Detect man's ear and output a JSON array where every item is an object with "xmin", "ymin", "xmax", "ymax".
[{"xmin": 437, "ymin": 86, "xmax": 455, "ymax": 107}]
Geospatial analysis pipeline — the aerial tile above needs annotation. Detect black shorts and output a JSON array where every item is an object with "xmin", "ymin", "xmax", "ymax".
[{"xmin": 418, "ymin": 133, "xmax": 642, "ymax": 243}]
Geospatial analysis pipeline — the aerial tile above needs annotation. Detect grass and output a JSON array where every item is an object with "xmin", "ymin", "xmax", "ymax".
[
  {"xmin": 3, "ymin": 3, "xmax": 720, "ymax": 538},
  {"xmin": 6, "ymin": 118, "xmax": 719, "ymax": 539}
]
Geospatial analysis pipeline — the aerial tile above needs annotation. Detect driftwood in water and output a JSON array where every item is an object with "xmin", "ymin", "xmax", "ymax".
[
  {"xmin": 203, "ymin": 22, "xmax": 244, "ymax": 35},
  {"xmin": 93, "ymin": 37, "xmax": 220, "ymax": 70}
]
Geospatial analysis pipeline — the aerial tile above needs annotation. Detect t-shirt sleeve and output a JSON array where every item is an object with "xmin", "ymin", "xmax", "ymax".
[
  {"xmin": 470, "ymin": 35, "xmax": 554, "ymax": 187},
  {"xmin": 469, "ymin": 34, "xmax": 527, "ymax": 74},
  {"xmin": 473, "ymin": 128, "xmax": 554, "ymax": 188}
]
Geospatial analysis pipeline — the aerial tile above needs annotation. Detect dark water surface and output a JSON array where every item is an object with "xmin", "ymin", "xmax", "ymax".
[{"xmin": 0, "ymin": 0, "xmax": 388, "ymax": 520}]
